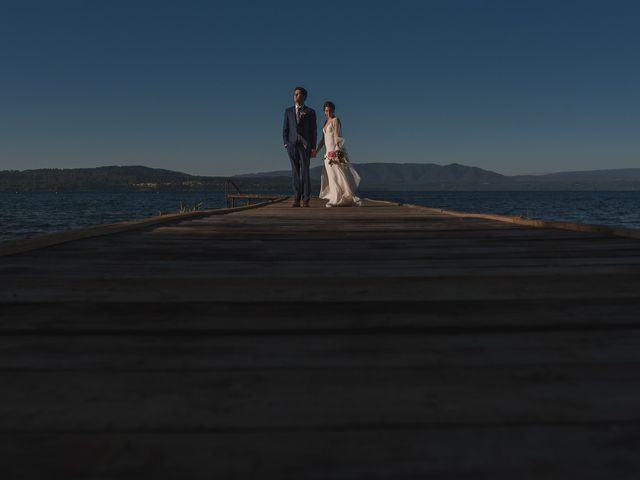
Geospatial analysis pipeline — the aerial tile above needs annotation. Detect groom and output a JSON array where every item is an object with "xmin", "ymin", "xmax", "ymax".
[{"xmin": 283, "ymin": 86, "xmax": 317, "ymax": 207}]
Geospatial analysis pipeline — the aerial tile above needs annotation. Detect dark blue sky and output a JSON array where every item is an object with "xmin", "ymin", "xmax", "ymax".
[{"xmin": 1, "ymin": 0, "xmax": 638, "ymax": 175}]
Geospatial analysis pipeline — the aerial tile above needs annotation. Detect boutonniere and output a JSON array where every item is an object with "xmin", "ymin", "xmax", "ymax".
[{"xmin": 299, "ymin": 109, "xmax": 308, "ymax": 118}]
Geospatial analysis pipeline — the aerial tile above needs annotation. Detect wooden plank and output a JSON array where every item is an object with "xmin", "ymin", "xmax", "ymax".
[
  {"xmin": 4, "ymin": 238, "xmax": 640, "ymax": 262},
  {"xmin": 2, "ymin": 298, "xmax": 640, "ymax": 332},
  {"xmin": 2, "ymin": 274, "xmax": 640, "ymax": 302},
  {"xmin": 2, "ymin": 365, "xmax": 640, "ymax": 430},
  {"xmin": 3, "ymin": 329, "xmax": 640, "ymax": 370},
  {"xmin": 61, "ymin": 236, "xmax": 639, "ymax": 251},
  {"xmin": 3, "ymin": 261, "xmax": 640, "ymax": 282},
  {"xmin": 3, "ymin": 425, "xmax": 640, "ymax": 479}
]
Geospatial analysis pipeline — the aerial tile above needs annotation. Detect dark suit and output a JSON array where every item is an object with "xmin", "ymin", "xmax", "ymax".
[{"xmin": 283, "ymin": 105, "xmax": 317, "ymax": 202}]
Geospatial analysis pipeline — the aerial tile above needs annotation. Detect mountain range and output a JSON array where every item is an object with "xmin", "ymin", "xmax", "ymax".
[
  {"xmin": 236, "ymin": 163, "xmax": 640, "ymax": 191},
  {"xmin": 1, "ymin": 164, "xmax": 639, "ymax": 192}
]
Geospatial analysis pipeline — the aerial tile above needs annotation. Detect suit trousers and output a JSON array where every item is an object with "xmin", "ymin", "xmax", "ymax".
[{"xmin": 287, "ymin": 142, "xmax": 311, "ymax": 202}]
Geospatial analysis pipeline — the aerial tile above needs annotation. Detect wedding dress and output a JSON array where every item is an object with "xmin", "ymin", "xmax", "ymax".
[{"xmin": 319, "ymin": 118, "xmax": 361, "ymax": 207}]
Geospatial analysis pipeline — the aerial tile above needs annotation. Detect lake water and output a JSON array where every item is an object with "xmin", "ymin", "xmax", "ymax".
[{"xmin": 1, "ymin": 191, "xmax": 639, "ymax": 242}]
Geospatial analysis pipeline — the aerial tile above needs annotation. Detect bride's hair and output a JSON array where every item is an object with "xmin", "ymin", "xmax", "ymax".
[{"xmin": 323, "ymin": 101, "xmax": 336, "ymax": 112}]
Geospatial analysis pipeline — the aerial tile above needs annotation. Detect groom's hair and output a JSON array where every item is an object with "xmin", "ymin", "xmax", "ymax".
[{"xmin": 294, "ymin": 87, "xmax": 308, "ymax": 99}]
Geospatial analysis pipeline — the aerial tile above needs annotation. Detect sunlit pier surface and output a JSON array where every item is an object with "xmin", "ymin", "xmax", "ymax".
[{"xmin": 2, "ymin": 197, "xmax": 640, "ymax": 479}]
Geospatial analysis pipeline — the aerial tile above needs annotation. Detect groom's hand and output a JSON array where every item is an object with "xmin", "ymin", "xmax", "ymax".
[{"xmin": 311, "ymin": 149, "xmax": 317, "ymax": 158}]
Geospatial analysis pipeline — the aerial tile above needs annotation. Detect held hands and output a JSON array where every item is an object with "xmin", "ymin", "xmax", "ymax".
[{"xmin": 283, "ymin": 144, "xmax": 318, "ymax": 158}]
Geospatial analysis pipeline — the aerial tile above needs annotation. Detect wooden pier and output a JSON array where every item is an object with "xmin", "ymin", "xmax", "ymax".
[{"xmin": 2, "ymin": 197, "xmax": 640, "ymax": 479}]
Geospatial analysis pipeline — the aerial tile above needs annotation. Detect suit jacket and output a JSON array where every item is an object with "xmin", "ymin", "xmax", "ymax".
[{"xmin": 283, "ymin": 105, "xmax": 317, "ymax": 151}]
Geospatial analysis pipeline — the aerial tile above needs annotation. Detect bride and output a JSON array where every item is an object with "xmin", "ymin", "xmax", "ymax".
[{"xmin": 316, "ymin": 101, "xmax": 361, "ymax": 207}]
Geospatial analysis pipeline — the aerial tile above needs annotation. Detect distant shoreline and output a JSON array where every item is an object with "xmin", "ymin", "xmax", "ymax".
[
  {"xmin": 3, "ymin": 189, "xmax": 640, "ymax": 193},
  {"xmin": 2, "ymin": 164, "xmax": 640, "ymax": 192}
]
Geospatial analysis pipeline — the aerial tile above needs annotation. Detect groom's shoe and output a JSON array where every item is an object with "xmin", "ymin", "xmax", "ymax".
[
  {"xmin": 302, "ymin": 200, "xmax": 310, "ymax": 207},
  {"xmin": 291, "ymin": 200, "xmax": 301, "ymax": 208}
]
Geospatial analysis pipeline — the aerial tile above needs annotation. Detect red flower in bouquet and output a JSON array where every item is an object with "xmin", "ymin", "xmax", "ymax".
[{"xmin": 326, "ymin": 150, "xmax": 348, "ymax": 165}]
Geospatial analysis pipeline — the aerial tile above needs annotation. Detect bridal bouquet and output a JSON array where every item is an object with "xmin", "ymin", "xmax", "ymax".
[{"xmin": 326, "ymin": 150, "xmax": 348, "ymax": 165}]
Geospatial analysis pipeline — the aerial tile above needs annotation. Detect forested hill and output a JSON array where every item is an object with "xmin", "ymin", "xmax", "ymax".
[
  {"xmin": 2, "ymin": 164, "xmax": 640, "ymax": 192},
  {"xmin": 237, "ymin": 163, "xmax": 640, "ymax": 190},
  {"xmin": 0, "ymin": 166, "xmax": 289, "ymax": 192}
]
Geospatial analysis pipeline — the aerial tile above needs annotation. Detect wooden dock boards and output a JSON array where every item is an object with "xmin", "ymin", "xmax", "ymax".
[{"xmin": 1, "ymin": 198, "xmax": 640, "ymax": 479}]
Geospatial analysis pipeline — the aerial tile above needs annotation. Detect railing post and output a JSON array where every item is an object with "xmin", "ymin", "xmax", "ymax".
[{"xmin": 225, "ymin": 178, "xmax": 244, "ymax": 209}]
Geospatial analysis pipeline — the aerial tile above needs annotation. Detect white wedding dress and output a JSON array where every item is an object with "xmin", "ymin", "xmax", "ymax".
[{"xmin": 319, "ymin": 119, "xmax": 361, "ymax": 207}]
